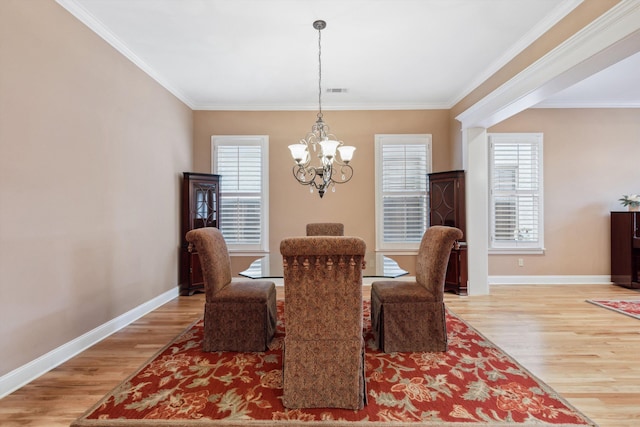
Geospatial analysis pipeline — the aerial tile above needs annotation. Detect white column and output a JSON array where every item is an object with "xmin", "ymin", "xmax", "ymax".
[{"xmin": 463, "ymin": 127, "xmax": 490, "ymax": 295}]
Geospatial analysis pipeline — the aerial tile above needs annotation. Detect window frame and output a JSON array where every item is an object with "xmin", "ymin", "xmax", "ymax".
[
  {"xmin": 211, "ymin": 135, "xmax": 269, "ymax": 254},
  {"xmin": 488, "ymin": 132, "xmax": 544, "ymax": 254},
  {"xmin": 374, "ymin": 134, "xmax": 432, "ymax": 253}
]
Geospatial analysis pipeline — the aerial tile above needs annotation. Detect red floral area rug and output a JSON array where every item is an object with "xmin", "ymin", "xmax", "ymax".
[
  {"xmin": 587, "ymin": 299, "xmax": 640, "ymax": 320},
  {"xmin": 71, "ymin": 301, "xmax": 596, "ymax": 427}
]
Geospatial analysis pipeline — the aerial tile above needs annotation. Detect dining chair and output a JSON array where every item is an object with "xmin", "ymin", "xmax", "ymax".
[
  {"xmin": 370, "ymin": 225, "xmax": 463, "ymax": 352},
  {"xmin": 280, "ymin": 235, "xmax": 366, "ymax": 409},
  {"xmin": 185, "ymin": 227, "xmax": 277, "ymax": 352}
]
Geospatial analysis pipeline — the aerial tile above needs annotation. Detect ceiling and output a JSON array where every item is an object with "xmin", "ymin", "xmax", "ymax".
[{"xmin": 57, "ymin": 0, "xmax": 640, "ymax": 111}]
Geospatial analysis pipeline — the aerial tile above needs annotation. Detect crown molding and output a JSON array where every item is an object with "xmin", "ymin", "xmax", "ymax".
[
  {"xmin": 456, "ymin": 0, "xmax": 640, "ymax": 129},
  {"xmin": 450, "ymin": 0, "xmax": 584, "ymax": 108},
  {"xmin": 55, "ymin": 0, "xmax": 196, "ymax": 109},
  {"xmin": 193, "ymin": 102, "xmax": 452, "ymax": 111}
]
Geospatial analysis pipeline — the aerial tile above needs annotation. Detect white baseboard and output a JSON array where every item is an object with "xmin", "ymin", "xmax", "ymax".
[
  {"xmin": 489, "ymin": 275, "xmax": 612, "ymax": 285},
  {"xmin": 0, "ymin": 287, "xmax": 179, "ymax": 399}
]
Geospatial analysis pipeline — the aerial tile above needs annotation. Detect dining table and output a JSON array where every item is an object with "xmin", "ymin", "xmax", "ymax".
[{"xmin": 239, "ymin": 252, "xmax": 408, "ymax": 280}]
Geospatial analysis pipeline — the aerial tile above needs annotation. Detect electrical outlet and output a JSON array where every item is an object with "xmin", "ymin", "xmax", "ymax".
[{"xmin": 518, "ymin": 258, "xmax": 524, "ymax": 267}]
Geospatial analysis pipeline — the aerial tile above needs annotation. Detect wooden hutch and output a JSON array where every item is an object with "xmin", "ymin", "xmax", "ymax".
[
  {"xmin": 179, "ymin": 172, "xmax": 220, "ymax": 295},
  {"xmin": 428, "ymin": 170, "xmax": 468, "ymax": 295},
  {"xmin": 610, "ymin": 211, "xmax": 640, "ymax": 289}
]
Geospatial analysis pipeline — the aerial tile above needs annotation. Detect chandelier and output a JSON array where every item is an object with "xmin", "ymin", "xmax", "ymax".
[{"xmin": 288, "ymin": 20, "xmax": 356, "ymax": 198}]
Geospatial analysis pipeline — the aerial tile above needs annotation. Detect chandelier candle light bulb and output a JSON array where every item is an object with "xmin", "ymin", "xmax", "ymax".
[
  {"xmin": 288, "ymin": 144, "xmax": 308, "ymax": 165},
  {"xmin": 319, "ymin": 139, "xmax": 339, "ymax": 161},
  {"xmin": 337, "ymin": 145, "xmax": 356, "ymax": 163},
  {"xmin": 287, "ymin": 20, "xmax": 356, "ymax": 198}
]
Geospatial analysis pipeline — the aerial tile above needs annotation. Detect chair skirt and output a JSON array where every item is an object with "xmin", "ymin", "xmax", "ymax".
[
  {"xmin": 283, "ymin": 337, "xmax": 365, "ymax": 410},
  {"xmin": 203, "ymin": 281, "xmax": 277, "ymax": 352},
  {"xmin": 371, "ymin": 282, "xmax": 447, "ymax": 353}
]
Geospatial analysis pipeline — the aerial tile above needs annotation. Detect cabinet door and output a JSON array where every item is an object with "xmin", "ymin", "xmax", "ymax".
[
  {"xmin": 189, "ymin": 252, "xmax": 204, "ymax": 288},
  {"xmin": 428, "ymin": 170, "xmax": 466, "ymax": 238},
  {"xmin": 444, "ymin": 248, "xmax": 468, "ymax": 296},
  {"xmin": 611, "ymin": 211, "xmax": 640, "ymax": 288},
  {"xmin": 430, "ymin": 177, "xmax": 458, "ymax": 228},
  {"xmin": 181, "ymin": 173, "xmax": 220, "ymax": 240},
  {"xmin": 444, "ymin": 251, "xmax": 460, "ymax": 287},
  {"xmin": 188, "ymin": 179, "xmax": 219, "ymax": 230}
]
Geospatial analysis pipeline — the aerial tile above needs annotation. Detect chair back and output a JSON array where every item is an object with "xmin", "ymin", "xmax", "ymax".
[
  {"xmin": 185, "ymin": 227, "xmax": 232, "ymax": 298},
  {"xmin": 280, "ymin": 236, "xmax": 365, "ymax": 340},
  {"xmin": 280, "ymin": 236, "xmax": 366, "ymax": 409},
  {"xmin": 305, "ymin": 222, "xmax": 344, "ymax": 236},
  {"xmin": 415, "ymin": 226, "xmax": 463, "ymax": 299}
]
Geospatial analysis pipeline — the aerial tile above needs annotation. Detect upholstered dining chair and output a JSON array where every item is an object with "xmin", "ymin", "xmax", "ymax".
[
  {"xmin": 305, "ymin": 222, "xmax": 344, "ymax": 236},
  {"xmin": 185, "ymin": 227, "xmax": 277, "ymax": 352},
  {"xmin": 370, "ymin": 225, "xmax": 463, "ymax": 353},
  {"xmin": 280, "ymin": 236, "xmax": 366, "ymax": 409}
]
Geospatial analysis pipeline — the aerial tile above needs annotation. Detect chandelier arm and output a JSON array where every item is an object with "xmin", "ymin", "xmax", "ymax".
[
  {"xmin": 329, "ymin": 164, "xmax": 354, "ymax": 184},
  {"xmin": 292, "ymin": 165, "xmax": 316, "ymax": 186},
  {"xmin": 292, "ymin": 165, "xmax": 328, "ymax": 191}
]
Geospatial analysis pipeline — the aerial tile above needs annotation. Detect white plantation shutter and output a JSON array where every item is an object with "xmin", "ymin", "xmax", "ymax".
[
  {"xmin": 375, "ymin": 135, "xmax": 431, "ymax": 251},
  {"xmin": 212, "ymin": 136, "xmax": 269, "ymax": 252},
  {"xmin": 489, "ymin": 133, "xmax": 543, "ymax": 252}
]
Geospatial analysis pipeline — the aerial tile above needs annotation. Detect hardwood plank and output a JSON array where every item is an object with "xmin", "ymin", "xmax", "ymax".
[{"xmin": 0, "ymin": 284, "xmax": 638, "ymax": 427}]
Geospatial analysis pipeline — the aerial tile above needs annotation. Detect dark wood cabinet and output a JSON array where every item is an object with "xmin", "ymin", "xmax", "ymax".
[
  {"xmin": 610, "ymin": 211, "xmax": 640, "ymax": 289},
  {"xmin": 445, "ymin": 245, "xmax": 468, "ymax": 295},
  {"xmin": 180, "ymin": 172, "xmax": 220, "ymax": 296},
  {"xmin": 428, "ymin": 170, "xmax": 467, "ymax": 295}
]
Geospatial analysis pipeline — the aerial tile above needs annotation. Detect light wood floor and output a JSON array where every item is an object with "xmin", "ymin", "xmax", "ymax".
[{"xmin": 1, "ymin": 284, "xmax": 638, "ymax": 427}]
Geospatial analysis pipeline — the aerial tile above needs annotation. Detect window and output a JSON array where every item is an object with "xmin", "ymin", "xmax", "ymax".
[
  {"xmin": 488, "ymin": 133, "xmax": 544, "ymax": 253},
  {"xmin": 375, "ymin": 134, "xmax": 432, "ymax": 251},
  {"xmin": 211, "ymin": 135, "xmax": 269, "ymax": 253}
]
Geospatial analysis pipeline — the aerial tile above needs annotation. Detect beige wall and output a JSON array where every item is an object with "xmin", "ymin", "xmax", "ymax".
[
  {"xmin": 193, "ymin": 107, "xmax": 640, "ymax": 279},
  {"xmin": 193, "ymin": 110, "xmax": 451, "ymax": 274},
  {"xmin": 488, "ymin": 108, "xmax": 640, "ymax": 276},
  {"xmin": 0, "ymin": 0, "xmax": 192, "ymax": 375}
]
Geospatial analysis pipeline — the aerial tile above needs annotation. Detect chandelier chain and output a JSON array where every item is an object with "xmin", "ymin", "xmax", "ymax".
[{"xmin": 317, "ymin": 24, "xmax": 323, "ymax": 120}]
